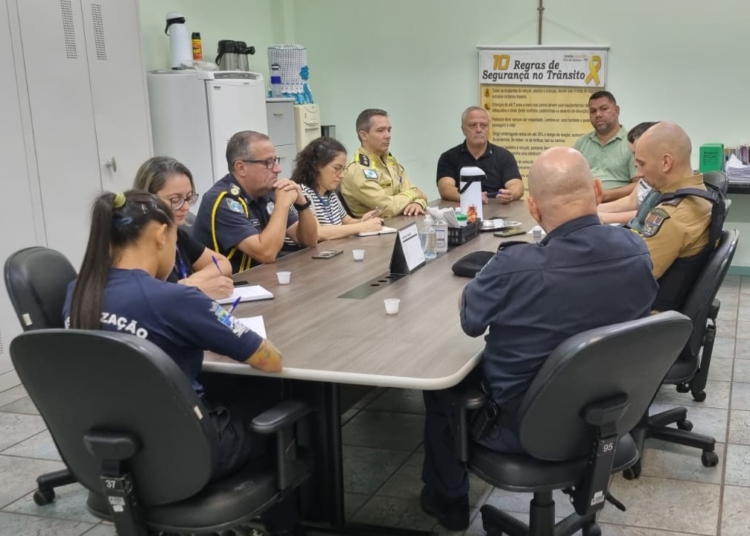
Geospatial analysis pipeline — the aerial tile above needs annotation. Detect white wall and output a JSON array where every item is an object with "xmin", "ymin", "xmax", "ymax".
[
  {"xmin": 287, "ymin": 0, "xmax": 750, "ymax": 265},
  {"xmin": 138, "ymin": 0, "xmax": 276, "ymax": 80}
]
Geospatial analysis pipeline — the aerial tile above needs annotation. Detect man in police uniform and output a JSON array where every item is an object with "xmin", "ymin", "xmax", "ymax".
[
  {"xmin": 420, "ymin": 148, "xmax": 657, "ymax": 531},
  {"xmin": 574, "ymin": 91, "xmax": 638, "ymax": 203},
  {"xmin": 341, "ymin": 109, "xmax": 428, "ymax": 218},
  {"xmin": 633, "ymin": 122, "xmax": 723, "ymax": 311},
  {"xmin": 436, "ymin": 106, "xmax": 523, "ymax": 204},
  {"xmin": 193, "ymin": 131, "xmax": 318, "ymax": 273}
]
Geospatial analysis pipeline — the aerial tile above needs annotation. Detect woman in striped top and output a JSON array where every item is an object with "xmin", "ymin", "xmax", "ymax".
[{"xmin": 292, "ymin": 137, "xmax": 384, "ymax": 240}]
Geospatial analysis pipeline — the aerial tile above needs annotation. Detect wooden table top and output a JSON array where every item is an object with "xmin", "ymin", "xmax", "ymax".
[{"xmin": 203, "ymin": 200, "xmax": 537, "ymax": 389}]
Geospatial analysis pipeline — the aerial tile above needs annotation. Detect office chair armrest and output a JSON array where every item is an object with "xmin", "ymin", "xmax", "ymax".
[
  {"xmin": 252, "ymin": 400, "xmax": 316, "ymax": 491},
  {"xmin": 446, "ymin": 385, "xmax": 487, "ymax": 463},
  {"xmin": 251, "ymin": 400, "xmax": 313, "ymax": 435},
  {"xmin": 709, "ymin": 298, "xmax": 720, "ymax": 320}
]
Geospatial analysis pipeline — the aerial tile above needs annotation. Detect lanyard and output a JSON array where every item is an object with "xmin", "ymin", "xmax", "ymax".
[
  {"xmin": 313, "ymin": 190, "xmax": 337, "ymax": 225},
  {"xmin": 175, "ymin": 248, "xmax": 189, "ymax": 280}
]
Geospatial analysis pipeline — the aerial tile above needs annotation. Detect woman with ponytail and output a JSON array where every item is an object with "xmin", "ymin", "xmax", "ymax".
[
  {"xmin": 64, "ymin": 190, "xmax": 284, "ymax": 481},
  {"xmin": 291, "ymin": 137, "xmax": 384, "ymax": 240}
]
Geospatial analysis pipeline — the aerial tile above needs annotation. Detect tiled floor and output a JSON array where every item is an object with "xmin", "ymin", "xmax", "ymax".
[{"xmin": 2, "ymin": 276, "xmax": 750, "ymax": 535}]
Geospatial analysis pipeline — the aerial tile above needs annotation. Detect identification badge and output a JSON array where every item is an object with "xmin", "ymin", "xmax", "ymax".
[
  {"xmin": 250, "ymin": 218, "xmax": 261, "ymax": 227},
  {"xmin": 225, "ymin": 198, "xmax": 244, "ymax": 213},
  {"xmin": 642, "ymin": 208, "xmax": 670, "ymax": 237},
  {"xmin": 363, "ymin": 169, "xmax": 378, "ymax": 180},
  {"xmin": 230, "ymin": 185, "xmax": 240, "ymax": 196},
  {"xmin": 267, "ymin": 201, "xmax": 275, "ymax": 215}
]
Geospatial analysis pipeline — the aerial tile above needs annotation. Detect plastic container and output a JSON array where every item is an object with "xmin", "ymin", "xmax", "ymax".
[
  {"xmin": 270, "ymin": 63, "xmax": 283, "ymax": 97},
  {"xmin": 420, "ymin": 215, "xmax": 437, "ymax": 260},
  {"xmin": 455, "ymin": 208, "xmax": 468, "ymax": 228},
  {"xmin": 191, "ymin": 32, "xmax": 203, "ymax": 61},
  {"xmin": 435, "ymin": 215, "xmax": 448, "ymax": 254}
]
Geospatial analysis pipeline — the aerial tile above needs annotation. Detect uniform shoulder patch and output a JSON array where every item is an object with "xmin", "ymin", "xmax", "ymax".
[
  {"xmin": 363, "ymin": 169, "xmax": 378, "ymax": 180},
  {"xmin": 358, "ymin": 153, "xmax": 371, "ymax": 167},
  {"xmin": 225, "ymin": 198, "xmax": 244, "ymax": 213},
  {"xmin": 641, "ymin": 207, "xmax": 671, "ymax": 238}
]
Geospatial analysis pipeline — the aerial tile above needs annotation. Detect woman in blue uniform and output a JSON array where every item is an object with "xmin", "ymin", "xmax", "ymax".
[
  {"xmin": 64, "ymin": 190, "xmax": 284, "ymax": 480},
  {"xmin": 291, "ymin": 137, "xmax": 384, "ymax": 240},
  {"xmin": 134, "ymin": 156, "xmax": 234, "ymax": 299}
]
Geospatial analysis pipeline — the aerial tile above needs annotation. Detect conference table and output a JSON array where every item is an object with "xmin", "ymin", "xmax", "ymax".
[{"xmin": 203, "ymin": 199, "xmax": 536, "ymax": 534}]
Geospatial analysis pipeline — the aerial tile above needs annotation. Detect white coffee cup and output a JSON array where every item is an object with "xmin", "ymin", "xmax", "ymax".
[
  {"xmin": 384, "ymin": 298, "xmax": 400, "ymax": 315},
  {"xmin": 276, "ymin": 271, "xmax": 291, "ymax": 285},
  {"xmin": 352, "ymin": 249, "xmax": 365, "ymax": 261}
]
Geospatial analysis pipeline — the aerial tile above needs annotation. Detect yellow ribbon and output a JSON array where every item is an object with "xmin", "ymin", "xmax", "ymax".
[{"xmin": 585, "ymin": 55, "xmax": 602, "ymax": 85}]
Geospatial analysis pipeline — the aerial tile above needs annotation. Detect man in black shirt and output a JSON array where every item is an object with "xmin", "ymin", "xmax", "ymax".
[{"xmin": 436, "ymin": 107, "xmax": 523, "ymax": 204}]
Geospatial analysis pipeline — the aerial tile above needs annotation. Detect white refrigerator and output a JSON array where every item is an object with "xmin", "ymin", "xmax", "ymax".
[{"xmin": 147, "ymin": 71, "xmax": 268, "ymax": 197}]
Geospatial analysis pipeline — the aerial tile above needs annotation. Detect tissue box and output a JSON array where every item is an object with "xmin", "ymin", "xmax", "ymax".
[{"xmin": 448, "ymin": 220, "xmax": 481, "ymax": 247}]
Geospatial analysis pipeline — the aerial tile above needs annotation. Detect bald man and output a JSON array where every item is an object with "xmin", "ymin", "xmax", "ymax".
[
  {"xmin": 420, "ymin": 147, "xmax": 658, "ymax": 531},
  {"xmin": 634, "ymin": 122, "xmax": 725, "ymax": 311}
]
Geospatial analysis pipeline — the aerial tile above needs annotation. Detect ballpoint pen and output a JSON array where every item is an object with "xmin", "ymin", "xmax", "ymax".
[
  {"xmin": 228, "ymin": 296, "xmax": 241, "ymax": 315},
  {"xmin": 211, "ymin": 255, "xmax": 223, "ymax": 275}
]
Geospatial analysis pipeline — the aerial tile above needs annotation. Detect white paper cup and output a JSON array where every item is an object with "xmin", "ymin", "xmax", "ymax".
[
  {"xmin": 384, "ymin": 298, "xmax": 400, "ymax": 315},
  {"xmin": 352, "ymin": 249, "xmax": 365, "ymax": 261},
  {"xmin": 276, "ymin": 271, "xmax": 291, "ymax": 285}
]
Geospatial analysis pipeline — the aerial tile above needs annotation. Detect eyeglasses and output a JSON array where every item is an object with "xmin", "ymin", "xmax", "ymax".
[
  {"xmin": 242, "ymin": 157, "xmax": 281, "ymax": 170},
  {"xmin": 166, "ymin": 192, "xmax": 200, "ymax": 210}
]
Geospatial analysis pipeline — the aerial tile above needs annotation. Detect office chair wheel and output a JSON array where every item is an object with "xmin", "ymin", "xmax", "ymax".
[
  {"xmin": 676, "ymin": 383, "xmax": 690, "ymax": 393},
  {"xmin": 623, "ymin": 463, "xmax": 641, "ymax": 480},
  {"xmin": 692, "ymin": 390, "xmax": 707, "ymax": 402},
  {"xmin": 33, "ymin": 488, "xmax": 55, "ymax": 506},
  {"xmin": 702, "ymin": 451, "xmax": 719, "ymax": 467},
  {"xmin": 677, "ymin": 419, "xmax": 693, "ymax": 431},
  {"xmin": 582, "ymin": 523, "xmax": 602, "ymax": 536}
]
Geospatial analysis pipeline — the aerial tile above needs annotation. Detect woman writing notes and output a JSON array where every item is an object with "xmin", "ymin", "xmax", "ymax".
[
  {"xmin": 292, "ymin": 137, "xmax": 385, "ymax": 240},
  {"xmin": 64, "ymin": 190, "xmax": 283, "ymax": 479},
  {"xmin": 133, "ymin": 157, "xmax": 233, "ymax": 299}
]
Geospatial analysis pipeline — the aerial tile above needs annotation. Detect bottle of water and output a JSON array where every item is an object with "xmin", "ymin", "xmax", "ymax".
[
  {"xmin": 420, "ymin": 215, "xmax": 437, "ymax": 260},
  {"xmin": 435, "ymin": 215, "xmax": 448, "ymax": 253},
  {"xmin": 270, "ymin": 63, "xmax": 282, "ymax": 97}
]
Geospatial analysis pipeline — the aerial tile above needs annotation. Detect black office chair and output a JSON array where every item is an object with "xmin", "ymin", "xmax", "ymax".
[
  {"xmin": 624, "ymin": 229, "xmax": 739, "ymax": 479},
  {"xmin": 4, "ymin": 246, "xmax": 79, "ymax": 505},
  {"xmin": 704, "ymin": 171, "xmax": 731, "ymax": 215},
  {"xmin": 10, "ymin": 329, "xmax": 315, "ymax": 535},
  {"xmin": 449, "ymin": 311, "xmax": 693, "ymax": 536}
]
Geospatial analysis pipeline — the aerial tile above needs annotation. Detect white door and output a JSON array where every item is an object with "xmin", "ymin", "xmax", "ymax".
[
  {"xmin": 15, "ymin": 0, "xmax": 102, "ymax": 267},
  {"xmin": 0, "ymin": 2, "xmax": 41, "ymax": 370},
  {"xmin": 206, "ymin": 78, "xmax": 269, "ymax": 182},
  {"xmin": 80, "ymin": 0, "xmax": 152, "ymax": 194}
]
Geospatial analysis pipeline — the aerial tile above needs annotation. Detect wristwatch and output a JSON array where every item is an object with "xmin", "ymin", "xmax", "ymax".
[{"xmin": 294, "ymin": 197, "xmax": 312, "ymax": 211}]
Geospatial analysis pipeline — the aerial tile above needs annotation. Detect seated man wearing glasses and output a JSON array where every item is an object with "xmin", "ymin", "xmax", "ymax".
[{"xmin": 194, "ymin": 131, "xmax": 318, "ymax": 273}]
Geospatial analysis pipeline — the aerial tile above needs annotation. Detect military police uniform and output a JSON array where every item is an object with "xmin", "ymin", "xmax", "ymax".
[
  {"xmin": 340, "ymin": 147, "xmax": 427, "ymax": 218},
  {"xmin": 422, "ymin": 215, "xmax": 658, "ymax": 502},
  {"xmin": 636, "ymin": 174, "xmax": 724, "ymax": 311},
  {"xmin": 193, "ymin": 173, "xmax": 299, "ymax": 273}
]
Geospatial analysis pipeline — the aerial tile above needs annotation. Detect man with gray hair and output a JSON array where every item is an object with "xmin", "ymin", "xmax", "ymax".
[
  {"xmin": 436, "ymin": 106, "xmax": 523, "ymax": 203},
  {"xmin": 194, "ymin": 130, "xmax": 318, "ymax": 273},
  {"xmin": 420, "ymin": 147, "xmax": 657, "ymax": 531}
]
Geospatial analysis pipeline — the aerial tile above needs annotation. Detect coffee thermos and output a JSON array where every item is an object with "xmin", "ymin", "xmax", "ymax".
[
  {"xmin": 216, "ymin": 40, "xmax": 256, "ymax": 71},
  {"xmin": 164, "ymin": 13, "xmax": 192, "ymax": 69}
]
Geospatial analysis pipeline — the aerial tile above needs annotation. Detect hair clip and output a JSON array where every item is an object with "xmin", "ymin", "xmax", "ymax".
[
  {"xmin": 113, "ymin": 192, "xmax": 126, "ymax": 209},
  {"xmin": 113, "ymin": 216, "xmax": 133, "ymax": 227}
]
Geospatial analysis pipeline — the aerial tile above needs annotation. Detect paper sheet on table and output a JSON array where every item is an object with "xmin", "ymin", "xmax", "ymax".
[
  {"xmin": 238, "ymin": 316, "xmax": 267, "ymax": 338},
  {"xmin": 216, "ymin": 285, "xmax": 273, "ymax": 305},
  {"xmin": 358, "ymin": 226, "xmax": 398, "ymax": 237}
]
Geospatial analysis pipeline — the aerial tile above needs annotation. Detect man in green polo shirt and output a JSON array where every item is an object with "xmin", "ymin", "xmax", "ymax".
[{"xmin": 574, "ymin": 91, "xmax": 637, "ymax": 202}]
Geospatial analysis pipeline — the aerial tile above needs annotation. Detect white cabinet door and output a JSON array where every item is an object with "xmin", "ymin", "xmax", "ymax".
[
  {"xmin": 80, "ymin": 0, "xmax": 152, "ymax": 194},
  {"xmin": 0, "ymin": 2, "xmax": 40, "ymax": 365},
  {"xmin": 206, "ymin": 78, "xmax": 269, "ymax": 183},
  {"xmin": 15, "ymin": 0, "xmax": 102, "ymax": 266}
]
